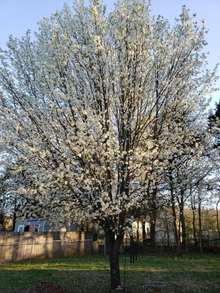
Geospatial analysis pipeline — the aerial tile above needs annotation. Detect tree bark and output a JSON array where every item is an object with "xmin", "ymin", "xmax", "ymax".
[
  {"xmin": 12, "ymin": 211, "xmax": 17, "ymax": 232},
  {"xmin": 169, "ymin": 172, "xmax": 180, "ymax": 253},
  {"xmin": 170, "ymin": 183, "xmax": 180, "ymax": 252},
  {"xmin": 142, "ymin": 220, "xmax": 146, "ymax": 242},
  {"xmin": 164, "ymin": 210, "xmax": 170, "ymax": 247},
  {"xmin": 179, "ymin": 190, "xmax": 186, "ymax": 250},
  {"xmin": 192, "ymin": 207, "xmax": 197, "ymax": 247},
  {"xmin": 215, "ymin": 198, "xmax": 220, "ymax": 238},
  {"xmin": 179, "ymin": 207, "xmax": 186, "ymax": 249},
  {"xmin": 198, "ymin": 189, "xmax": 203, "ymax": 253},
  {"xmin": 136, "ymin": 219, "xmax": 140, "ymax": 242},
  {"xmin": 191, "ymin": 194, "xmax": 198, "ymax": 247},
  {"xmin": 150, "ymin": 215, "xmax": 156, "ymax": 246},
  {"xmin": 149, "ymin": 189, "xmax": 157, "ymax": 247},
  {"xmin": 106, "ymin": 231, "xmax": 123, "ymax": 289},
  {"xmin": 171, "ymin": 200, "xmax": 180, "ymax": 252}
]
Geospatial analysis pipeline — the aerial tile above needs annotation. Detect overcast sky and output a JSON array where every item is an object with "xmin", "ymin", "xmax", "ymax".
[{"xmin": 0, "ymin": 0, "xmax": 219, "ymax": 106}]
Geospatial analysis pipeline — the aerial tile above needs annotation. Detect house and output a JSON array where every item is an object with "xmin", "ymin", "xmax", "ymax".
[
  {"xmin": 14, "ymin": 218, "xmax": 48, "ymax": 233},
  {"xmin": 127, "ymin": 214, "xmax": 175, "ymax": 246},
  {"xmin": 14, "ymin": 218, "xmax": 79, "ymax": 233}
]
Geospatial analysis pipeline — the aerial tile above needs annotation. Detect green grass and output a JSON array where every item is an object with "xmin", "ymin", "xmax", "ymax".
[{"xmin": 0, "ymin": 254, "xmax": 220, "ymax": 292}]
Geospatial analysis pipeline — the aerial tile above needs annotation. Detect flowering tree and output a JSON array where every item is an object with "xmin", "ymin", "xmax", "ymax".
[{"xmin": 0, "ymin": 0, "xmax": 216, "ymax": 288}]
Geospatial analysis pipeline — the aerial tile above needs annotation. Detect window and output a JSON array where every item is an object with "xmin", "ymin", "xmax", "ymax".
[
  {"xmin": 24, "ymin": 225, "xmax": 30, "ymax": 232},
  {"xmin": 34, "ymin": 224, "xmax": 40, "ymax": 232},
  {"xmin": 18, "ymin": 225, "xmax": 24, "ymax": 233}
]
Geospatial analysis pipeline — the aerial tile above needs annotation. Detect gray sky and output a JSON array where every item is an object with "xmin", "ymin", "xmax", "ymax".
[{"xmin": 0, "ymin": 0, "xmax": 219, "ymax": 105}]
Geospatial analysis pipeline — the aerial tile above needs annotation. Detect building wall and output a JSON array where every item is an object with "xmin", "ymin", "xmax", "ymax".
[
  {"xmin": 14, "ymin": 219, "xmax": 79, "ymax": 233},
  {"xmin": 14, "ymin": 219, "xmax": 47, "ymax": 233}
]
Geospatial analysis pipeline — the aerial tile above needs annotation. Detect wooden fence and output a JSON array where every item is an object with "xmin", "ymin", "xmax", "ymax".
[{"xmin": 0, "ymin": 231, "xmax": 101, "ymax": 263}]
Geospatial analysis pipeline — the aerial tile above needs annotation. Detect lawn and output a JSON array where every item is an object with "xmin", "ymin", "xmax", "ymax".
[{"xmin": 0, "ymin": 254, "xmax": 220, "ymax": 292}]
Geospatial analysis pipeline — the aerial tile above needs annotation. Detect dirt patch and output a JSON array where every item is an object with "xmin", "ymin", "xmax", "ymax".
[{"xmin": 20, "ymin": 281, "xmax": 70, "ymax": 293}]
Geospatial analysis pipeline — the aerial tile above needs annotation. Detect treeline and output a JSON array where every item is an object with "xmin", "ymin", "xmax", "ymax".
[{"xmin": 140, "ymin": 207, "xmax": 220, "ymax": 250}]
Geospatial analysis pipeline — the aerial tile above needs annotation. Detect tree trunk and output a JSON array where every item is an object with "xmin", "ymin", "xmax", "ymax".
[
  {"xmin": 192, "ymin": 207, "xmax": 198, "ymax": 247},
  {"xmin": 172, "ymin": 203, "xmax": 180, "ymax": 252},
  {"xmin": 12, "ymin": 211, "xmax": 16, "ymax": 232},
  {"xmin": 149, "ymin": 189, "xmax": 157, "ymax": 247},
  {"xmin": 216, "ymin": 199, "xmax": 220, "ymax": 237},
  {"xmin": 136, "ymin": 219, "xmax": 140, "ymax": 242},
  {"xmin": 169, "ymin": 172, "xmax": 180, "ymax": 253},
  {"xmin": 142, "ymin": 220, "xmax": 146, "ymax": 242},
  {"xmin": 150, "ymin": 215, "xmax": 156, "ymax": 246},
  {"xmin": 179, "ymin": 208, "xmax": 186, "ymax": 249},
  {"xmin": 12, "ymin": 197, "xmax": 18, "ymax": 232},
  {"xmin": 191, "ymin": 192, "xmax": 198, "ymax": 247},
  {"xmin": 198, "ymin": 190, "xmax": 203, "ymax": 253},
  {"xmin": 107, "ymin": 232, "xmax": 123, "ymax": 289},
  {"xmin": 170, "ymin": 189, "xmax": 180, "ymax": 253},
  {"xmin": 164, "ymin": 210, "xmax": 170, "ymax": 247},
  {"xmin": 179, "ymin": 191, "xmax": 186, "ymax": 250}
]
